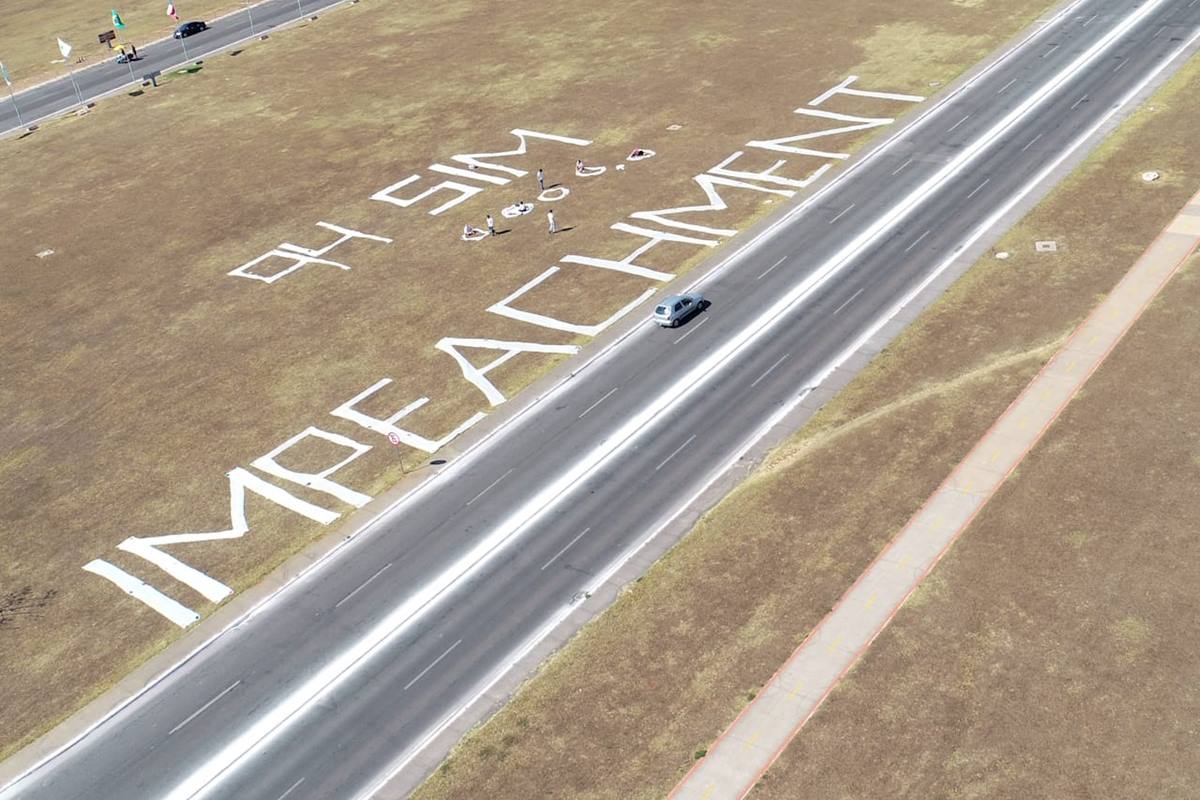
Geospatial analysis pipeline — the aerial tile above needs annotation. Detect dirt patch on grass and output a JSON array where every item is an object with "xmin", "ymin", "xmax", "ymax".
[
  {"xmin": 0, "ymin": 0, "xmax": 1058, "ymax": 761},
  {"xmin": 410, "ymin": 40, "xmax": 1200, "ymax": 800}
]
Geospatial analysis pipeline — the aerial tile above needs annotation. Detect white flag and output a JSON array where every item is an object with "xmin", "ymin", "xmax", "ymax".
[
  {"xmin": 0, "ymin": 61, "xmax": 11, "ymax": 87},
  {"xmin": 57, "ymin": 37, "xmax": 73, "ymax": 60}
]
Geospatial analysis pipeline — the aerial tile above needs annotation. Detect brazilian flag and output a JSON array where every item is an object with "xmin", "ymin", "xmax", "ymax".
[{"xmin": 112, "ymin": 9, "xmax": 126, "ymax": 28}]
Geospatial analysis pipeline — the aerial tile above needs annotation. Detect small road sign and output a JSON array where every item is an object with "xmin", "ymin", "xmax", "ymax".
[
  {"xmin": 98, "ymin": 30, "xmax": 116, "ymax": 46},
  {"xmin": 386, "ymin": 432, "xmax": 402, "ymax": 447}
]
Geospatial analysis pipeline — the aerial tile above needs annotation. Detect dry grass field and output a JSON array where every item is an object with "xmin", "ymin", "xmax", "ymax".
[
  {"xmin": 752, "ymin": 256, "xmax": 1200, "ymax": 798},
  {"xmin": 1, "ymin": 0, "xmax": 245, "ymax": 87},
  {"xmin": 0, "ymin": 0, "xmax": 1057, "ymax": 761},
  {"xmin": 410, "ymin": 49, "xmax": 1200, "ymax": 800}
]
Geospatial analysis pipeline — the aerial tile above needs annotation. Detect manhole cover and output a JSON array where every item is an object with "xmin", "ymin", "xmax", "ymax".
[
  {"xmin": 1141, "ymin": 170, "xmax": 1161, "ymax": 182},
  {"xmin": 1035, "ymin": 240, "xmax": 1058, "ymax": 253},
  {"xmin": 666, "ymin": 123, "xmax": 683, "ymax": 131},
  {"xmin": 35, "ymin": 249, "xmax": 55, "ymax": 259}
]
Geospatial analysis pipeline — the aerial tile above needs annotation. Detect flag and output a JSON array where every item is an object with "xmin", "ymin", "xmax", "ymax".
[
  {"xmin": 0, "ymin": 61, "xmax": 11, "ymax": 87},
  {"xmin": 57, "ymin": 37, "xmax": 73, "ymax": 60},
  {"xmin": 166, "ymin": 2, "xmax": 179, "ymax": 20},
  {"xmin": 112, "ymin": 9, "xmax": 126, "ymax": 28}
]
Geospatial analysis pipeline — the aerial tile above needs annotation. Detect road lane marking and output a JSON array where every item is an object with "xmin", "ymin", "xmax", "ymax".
[
  {"xmin": 578, "ymin": 387, "xmax": 618, "ymax": 418},
  {"xmin": 335, "ymin": 563, "xmax": 392, "ymax": 609},
  {"xmin": 903, "ymin": 229, "xmax": 931, "ymax": 253},
  {"xmin": 655, "ymin": 435, "xmax": 697, "ymax": 472},
  {"xmin": 541, "ymin": 528, "xmax": 592, "ymax": 571},
  {"xmin": 833, "ymin": 288, "xmax": 864, "ymax": 316},
  {"xmin": 464, "ymin": 468, "xmax": 514, "ymax": 507},
  {"xmin": 165, "ymin": 6, "xmax": 1184, "ymax": 797},
  {"xmin": 1070, "ymin": 93, "xmax": 1088, "ymax": 109},
  {"xmin": 828, "ymin": 203, "xmax": 855, "ymax": 224},
  {"xmin": 675, "ymin": 317, "xmax": 709, "ymax": 343},
  {"xmin": 1112, "ymin": 57, "xmax": 1128, "ymax": 73},
  {"xmin": 1082, "ymin": 13, "xmax": 1098, "ymax": 27},
  {"xmin": 1020, "ymin": 132, "xmax": 1043, "ymax": 152},
  {"xmin": 1153, "ymin": 25, "xmax": 1167, "ymax": 38},
  {"xmin": 997, "ymin": 78, "xmax": 1017, "ymax": 94},
  {"xmin": 363, "ymin": 18, "xmax": 1197, "ymax": 791},
  {"xmin": 403, "ymin": 640, "xmax": 462, "ymax": 691},
  {"xmin": 276, "ymin": 778, "xmax": 305, "ymax": 800},
  {"xmin": 750, "ymin": 353, "xmax": 791, "ymax": 388},
  {"xmin": 168, "ymin": 681, "xmax": 241, "ymax": 737},
  {"xmin": 947, "ymin": 113, "xmax": 971, "ymax": 133},
  {"xmin": 966, "ymin": 177, "xmax": 991, "ymax": 199},
  {"xmin": 757, "ymin": 256, "xmax": 788, "ymax": 280},
  {"xmin": 1042, "ymin": 42, "xmax": 1061, "ymax": 58},
  {"xmin": 890, "ymin": 157, "xmax": 913, "ymax": 176}
]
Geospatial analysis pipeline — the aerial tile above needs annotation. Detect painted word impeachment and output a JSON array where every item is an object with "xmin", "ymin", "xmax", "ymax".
[{"xmin": 87, "ymin": 76, "xmax": 923, "ymax": 626}]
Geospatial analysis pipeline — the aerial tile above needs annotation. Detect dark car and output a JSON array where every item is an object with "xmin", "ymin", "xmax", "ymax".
[{"xmin": 173, "ymin": 20, "xmax": 208, "ymax": 39}]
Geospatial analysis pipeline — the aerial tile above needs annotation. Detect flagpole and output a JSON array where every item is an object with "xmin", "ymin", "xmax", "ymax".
[
  {"xmin": 4, "ymin": 83, "xmax": 24, "ymax": 127},
  {"xmin": 67, "ymin": 67, "xmax": 84, "ymax": 108}
]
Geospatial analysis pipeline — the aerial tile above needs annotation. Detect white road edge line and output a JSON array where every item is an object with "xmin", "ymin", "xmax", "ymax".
[
  {"xmin": 156, "ymin": 2, "xmax": 1180, "ymax": 795},
  {"xmin": 275, "ymin": 778, "xmax": 304, "ymax": 800},
  {"xmin": 833, "ymin": 288, "xmax": 865, "ymax": 316},
  {"xmin": 674, "ymin": 317, "xmax": 710, "ymax": 343},
  {"xmin": 334, "ymin": 564, "xmax": 392, "ymax": 609},
  {"xmin": 579, "ymin": 387, "xmax": 619, "ymax": 418},
  {"xmin": 167, "ymin": 681, "xmax": 241, "ymax": 738},
  {"xmin": 750, "ymin": 354, "xmax": 791, "ymax": 389},
  {"xmin": 966, "ymin": 177, "xmax": 991, "ymax": 199},
  {"xmin": 757, "ymin": 256, "xmax": 788, "ymax": 280},
  {"xmin": 352, "ymin": 16, "xmax": 1199, "ymax": 800},
  {"xmin": 828, "ymin": 203, "xmax": 855, "ymax": 224},
  {"xmin": 541, "ymin": 528, "xmax": 592, "ymax": 571},
  {"xmin": 403, "ymin": 640, "xmax": 462, "ymax": 691},
  {"xmin": 0, "ymin": 0, "xmax": 1100, "ymax": 794},
  {"xmin": 464, "ymin": 469, "xmax": 514, "ymax": 507}
]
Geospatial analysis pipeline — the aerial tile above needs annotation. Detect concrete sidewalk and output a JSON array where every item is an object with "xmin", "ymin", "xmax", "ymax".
[{"xmin": 670, "ymin": 185, "xmax": 1200, "ymax": 800}]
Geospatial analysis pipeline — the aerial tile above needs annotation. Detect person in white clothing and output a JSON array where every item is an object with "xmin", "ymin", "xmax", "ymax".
[{"xmin": 547, "ymin": 209, "xmax": 557, "ymax": 234}]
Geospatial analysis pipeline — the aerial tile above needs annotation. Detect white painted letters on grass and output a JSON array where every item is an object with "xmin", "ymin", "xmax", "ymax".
[
  {"xmin": 436, "ymin": 338, "xmax": 579, "ymax": 407},
  {"xmin": 331, "ymin": 380, "xmax": 487, "ymax": 452},
  {"xmin": 229, "ymin": 222, "xmax": 392, "ymax": 284}
]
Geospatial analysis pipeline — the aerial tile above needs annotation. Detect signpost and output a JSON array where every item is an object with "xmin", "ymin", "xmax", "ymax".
[
  {"xmin": 98, "ymin": 30, "xmax": 117, "ymax": 47},
  {"xmin": 0, "ymin": 60, "xmax": 23, "ymax": 127}
]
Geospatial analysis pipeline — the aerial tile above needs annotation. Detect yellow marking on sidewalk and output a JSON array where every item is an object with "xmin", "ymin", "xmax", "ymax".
[
  {"xmin": 864, "ymin": 592, "xmax": 878, "ymax": 610},
  {"xmin": 988, "ymin": 448, "xmax": 1001, "ymax": 465},
  {"xmin": 784, "ymin": 679, "xmax": 806, "ymax": 699},
  {"xmin": 700, "ymin": 783, "xmax": 716, "ymax": 800},
  {"xmin": 1087, "ymin": 334, "xmax": 1099, "ymax": 347},
  {"xmin": 1018, "ymin": 416, "xmax": 1029, "ymax": 431},
  {"xmin": 741, "ymin": 731, "xmax": 762, "ymax": 752},
  {"xmin": 825, "ymin": 634, "xmax": 844, "ymax": 656}
]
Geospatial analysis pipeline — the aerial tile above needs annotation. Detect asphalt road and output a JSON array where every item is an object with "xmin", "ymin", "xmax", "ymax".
[
  {"xmin": 4, "ymin": 0, "xmax": 1199, "ymax": 798},
  {"xmin": 0, "ymin": 0, "xmax": 349, "ymax": 134}
]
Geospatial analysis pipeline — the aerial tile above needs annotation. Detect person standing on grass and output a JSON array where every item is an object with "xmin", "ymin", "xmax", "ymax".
[
  {"xmin": 536, "ymin": 168, "xmax": 545, "ymax": 191},
  {"xmin": 547, "ymin": 208, "xmax": 557, "ymax": 234},
  {"xmin": 486, "ymin": 214, "xmax": 495, "ymax": 236}
]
